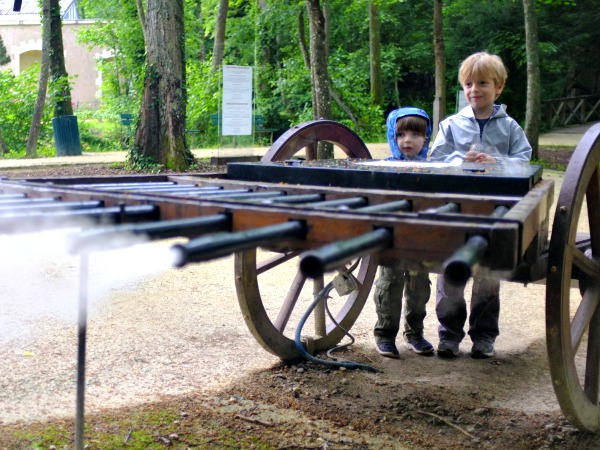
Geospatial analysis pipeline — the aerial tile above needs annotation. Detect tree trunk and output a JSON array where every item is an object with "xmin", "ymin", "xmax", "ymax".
[
  {"xmin": 298, "ymin": 8, "xmax": 358, "ymax": 130},
  {"xmin": 433, "ymin": 0, "xmax": 446, "ymax": 140},
  {"xmin": 305, "ymin": 0, "xmax": 332, "ymax": 159},
  {"xmin": 523, "ymin": 0, "xmax": 541, "ymax": 160},
  {"xmin": 0, "ymin": 33, "xmax": 10, "ymax": 65},
  {"xmin": 196, "ymin": 0, "xmax": 206, "ymax": 61},
  {"xmin": 136, "ymin": 0, "xmax": 147, "ymax": 43},
  {"xmin": 26, "ymin": 0, "xmax": 52, "ymax": 157},
  {"xmin": 134, "ymin": 0, "xmax": 192, "ymax": 170},
  {"xmin": 48, "ymin": 0, "xmax": 73, "ymax": 117},
  {"xmin": 368, "ymin": 1, "xmax": 382, "ymax": 107},
  {"xmin": 211, "ymin": 0, "xmax": 228, "ymax": 72},
  {"xmin": 0, "ymin": 131, "xmax": 8, "ymax": 155}
]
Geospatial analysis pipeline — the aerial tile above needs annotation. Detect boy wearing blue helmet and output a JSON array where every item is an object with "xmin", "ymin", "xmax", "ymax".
[{"xmin": 373, "ymin": 107, "xmax": 434, "ymax": 358}]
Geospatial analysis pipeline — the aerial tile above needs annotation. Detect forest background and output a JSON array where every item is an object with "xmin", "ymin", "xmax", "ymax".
[{"xmin": 0, "ymin": 0, "xmax": 598, "ymax": 166}]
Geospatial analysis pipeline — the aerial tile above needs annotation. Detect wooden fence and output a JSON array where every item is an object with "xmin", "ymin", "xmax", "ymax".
[{"xmin": 542, "ymin": 94, "xmax": 600, "ymax": 129}]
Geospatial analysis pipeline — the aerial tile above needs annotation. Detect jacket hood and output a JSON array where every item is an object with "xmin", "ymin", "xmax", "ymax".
[{"xmin": 386, "ymin": 107, "xmax": 432, "ymax": 160}]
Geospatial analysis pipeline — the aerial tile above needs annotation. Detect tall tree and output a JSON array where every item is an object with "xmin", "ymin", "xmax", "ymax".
[
  {"xmin": 305, "ymin": 0, "xmax": 332, "ymax": 159},
  {"xmin": 432, "ymin": 0, "xmax": 445, "ymax": 137},
  {"xmin": 26, "ymin": 0, "xmax": 52, "ymax": 157},
  {"xmin": 523, "ymin": 0, "xmax": 541, "ymax": 159},
  {"xmin": 211, "ymin": 0, "xmax": 228, "ymax": 72},
  {"xmin": 48, "ymin": 0, "xmax": 73, "ymax": 117},
  {"xmin": 0, "ymin": 29, "xmax": 10, "ymax": 152},
  {"xmin": 368, "ymin": 1, "xmax": 382, "ymax": 106},
  {"xmin": 0, "ymin": 34, "xmax": 10, "ymax": 66},
  {"xmin": 133, "ymin": 0, "xmax": 192, "ymax": 170}
]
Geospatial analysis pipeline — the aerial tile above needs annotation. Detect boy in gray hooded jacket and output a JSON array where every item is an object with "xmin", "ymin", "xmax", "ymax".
[
  {"xmin": 430, "ymin": 52, "xmax": 532, "ymax": 359},
  {"xmin": 373, "ymin": 107, "xmax": 434, "ymax": 358}
]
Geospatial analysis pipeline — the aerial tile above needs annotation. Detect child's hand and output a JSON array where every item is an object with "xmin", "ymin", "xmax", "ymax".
[{"xmin": 464, "ymin": 147, "xmax": 497, "ymax": 164}]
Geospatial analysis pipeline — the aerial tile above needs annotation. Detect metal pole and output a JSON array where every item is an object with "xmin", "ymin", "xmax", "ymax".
[{"xmin": 75, "ymin": 254, "xmax": 89, "ymax": 450}]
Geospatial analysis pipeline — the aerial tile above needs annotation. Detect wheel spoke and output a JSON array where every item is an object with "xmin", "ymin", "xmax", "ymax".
[
  {"xmin": 571, "ymin": 283, "xmax": 600, "ymax": 353},
  {"xmin": 584, "ymin": 296, "xmax": 600, "ymax": 404},
  {"xmin": 312, "ymin": 276, "xmax": 326, "ymax": 336},
  {"xmin": 257, "ymin": 250, "xmax": 302, "ymax": 275},
  {"xmin": 572, "ymin": 246, "xmax": 600, "ymax": 278},
  {"xmin": 273, "ymin": 269, "xmax": 307, "ymax": 332},
  {"xmin": 587, "ymin": 166, "xmax": 600, "ymax": 254}
]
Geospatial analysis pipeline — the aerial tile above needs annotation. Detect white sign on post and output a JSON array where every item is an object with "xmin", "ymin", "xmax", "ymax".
[
  {"xmin": 456, "ymin": 89, "xmax": 468, "ymax": 112},
  {"xmin": 222, "ymin": 65, "xmax": 253, "ymax": 136}
]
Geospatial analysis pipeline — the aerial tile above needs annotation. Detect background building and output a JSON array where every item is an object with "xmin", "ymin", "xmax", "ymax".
[{"xmin": 0, "ymin": 0, "xmax": 103, "ymax": 107}]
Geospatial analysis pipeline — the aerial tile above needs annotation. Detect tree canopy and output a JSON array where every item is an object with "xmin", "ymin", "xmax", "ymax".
[{"xmin": 4, "ymin": 0, "xmax": 599, "ymax": 157}]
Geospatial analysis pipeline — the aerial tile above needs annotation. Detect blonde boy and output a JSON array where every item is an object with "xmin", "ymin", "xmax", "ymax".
[{"xmin": 430, "ymin": 52, "xmax": 532, "ymax": 359}]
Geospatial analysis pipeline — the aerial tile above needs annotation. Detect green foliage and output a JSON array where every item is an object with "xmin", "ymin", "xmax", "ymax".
[
  {"xmin": 1, "ymin": 0, "xmax": 594, "ymax": 156},
  {"xmin": 186, "ymin": 60, "xmax": 220, "ymax": 147},
  {"xmin": 0, "ymin": 66, "xmax": 53, "ymax": 155},
  {"xmin": 75, "ymin": 108, "xmax": 130, "ymax": 152},
  {"xmin": 76, "ymin": 0, "xmax": 145, "ymax": 114},
  {"xmin": 126, "ymin": 149, "xmax": 164, "ymax": 173}
]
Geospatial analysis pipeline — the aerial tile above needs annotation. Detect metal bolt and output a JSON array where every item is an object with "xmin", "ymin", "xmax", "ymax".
[
  {"xmin": 550, "ymin": 266, "xmax": 557, "ymax": 272},
  {"xmin": 559, "ymin": 205, "xmax": 567, "ymax": 213}
]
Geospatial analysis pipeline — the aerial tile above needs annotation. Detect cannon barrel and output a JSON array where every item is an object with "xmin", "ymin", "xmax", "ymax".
[
  {"xmin": 423, "ymin": 202, "xmax": 460, "ymax": 214},
  {"xmin": 0, "ymin": 204, "xmax": 159, "ymax": 234},
  {"xmin": 307, "ymin": 197, "xmax": 368, "ymax": 209},
  {"xmin": 171, "ymin": 220, "xmax": 307, "ymax": 267},
  {"xmin": 68, "ymin": 213, "xmax": 232, "ymax": 254},
  {"xmin": 356, "ymin": 199, "xmax": 411, "ymax": 213},
  {"xmin": 299, "ymin": 228, "xmax": 393, "ymax": 279},
  {"xmin": 442, "ymin": 205, "xmax": 510, "ymax": 285},
  {"xmin": 0, "ymin": 199, "xmax": 103, "ymax": 214},
  {"xmin": 0, "ymin": 196, "xmax": 60, "ymax": 205},
  {"xmin": 263, "ymin": 193, "xmax": 324, "ymax": 204}
]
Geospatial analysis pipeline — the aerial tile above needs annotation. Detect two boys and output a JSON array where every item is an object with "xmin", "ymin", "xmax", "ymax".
[{"xmin": 374, "ymin": 52, "xmax": 532, "ymax": 359}]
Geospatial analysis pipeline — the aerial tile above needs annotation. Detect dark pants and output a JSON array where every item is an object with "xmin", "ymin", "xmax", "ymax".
[
  {"xmin": 373, "ymin": 265, "xmax": 431, "ymax": 343},
  {"xmin": 435, "ymin": 273, "xmax": 500, "ymax": 344}
]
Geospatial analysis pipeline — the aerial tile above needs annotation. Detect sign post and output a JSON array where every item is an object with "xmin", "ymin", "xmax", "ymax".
[{"xmin": 222, "ymin": 65, "xmax": 253, "ymax": 138}]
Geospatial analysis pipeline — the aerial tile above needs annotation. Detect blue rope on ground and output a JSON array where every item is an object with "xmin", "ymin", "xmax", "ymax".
[{"xmin": 294, "ymin": 280, "xmax": 380, "ymax": 373}]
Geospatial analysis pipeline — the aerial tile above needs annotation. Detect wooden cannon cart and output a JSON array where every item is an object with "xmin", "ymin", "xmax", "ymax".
[{"xmin": 0, "ymin": 119, "xmax": 598, "ymax": 435}]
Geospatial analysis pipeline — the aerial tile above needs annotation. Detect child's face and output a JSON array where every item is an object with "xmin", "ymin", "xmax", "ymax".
[
  {"xmin": 396, "ymin": 130, "xmax": 426, "ymax": 158},
  {"xmin": 462, "ymin": 76, "xmax": 503, "ymax": 118}
]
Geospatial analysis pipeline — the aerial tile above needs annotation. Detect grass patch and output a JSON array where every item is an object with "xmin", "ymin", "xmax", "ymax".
[{"xmin": 0, "ymin": 400, "xmax": 280, "ymax": 449}]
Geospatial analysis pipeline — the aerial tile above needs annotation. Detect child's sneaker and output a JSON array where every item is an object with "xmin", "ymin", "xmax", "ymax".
[
  {"xmin": 375, "ymin": 341, "xmax": 400, "ymax": 358},
  {"xmin": 471, "ymin": 340, "xmax": 495, "ymax": 359},
  {"xmin": 437, "ymin": 340, "xmax": 459, "ymax": 358},
  {"xmin": 406, "ymin": 337, "xmax": 434, "ymax": 355}
]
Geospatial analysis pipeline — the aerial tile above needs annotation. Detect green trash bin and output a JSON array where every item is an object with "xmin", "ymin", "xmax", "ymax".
[{"xmin": 53, "ymin": 115, "xmax": 82, "ymax": 156}]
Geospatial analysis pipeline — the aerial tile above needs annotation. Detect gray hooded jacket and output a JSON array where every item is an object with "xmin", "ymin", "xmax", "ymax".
[{"xmin": 430, "ymin": 105, "xmax": 532, "ymax": 163}]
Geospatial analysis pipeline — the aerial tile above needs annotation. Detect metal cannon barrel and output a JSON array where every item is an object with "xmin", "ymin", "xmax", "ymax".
[
  {"xmin": 68, "ymin": 213, "xmax": 232, "ymax": 254},
  {"xmin": 0, "ymin": 204, "xmax": 159, "ymax": 234},
  {"xmin": 356, "ymin": 199, "xmax": 411, "ymax": 213},
  {"xmin": 299, "ymin": 228, "xmax": 393, "ymax": 278},
  {"xmin": 442, "ymin": 205, "xmax": 510, "ymax": 285},
  {"xmin": 171, "ymin": 220, "xmax": 307, "ymax": 267}
]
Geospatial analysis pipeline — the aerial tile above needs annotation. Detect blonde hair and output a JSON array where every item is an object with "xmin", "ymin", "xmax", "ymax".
[{"xmin": 458, "ymin": 52, "xmax": 507, "ymax": 88}]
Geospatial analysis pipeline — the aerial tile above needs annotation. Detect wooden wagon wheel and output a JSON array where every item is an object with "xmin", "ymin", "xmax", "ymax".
[
  {"xmin": 234, "ymin": 119, "xmax": 378, "ymax": 360},
  {"xmin": 546, "ymin": 123, "xmax": 600, "ymax": 431}
]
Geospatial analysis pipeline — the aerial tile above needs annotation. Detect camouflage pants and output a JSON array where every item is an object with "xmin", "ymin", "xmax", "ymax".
[{"xmin": 373, "ymin": 265, "xmax": 431, "ymax": 344}]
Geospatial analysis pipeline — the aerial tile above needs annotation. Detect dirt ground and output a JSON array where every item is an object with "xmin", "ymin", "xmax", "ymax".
[{"xmin": 1, "ymin": 152, "xmax": 599, "ymax": 449}]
